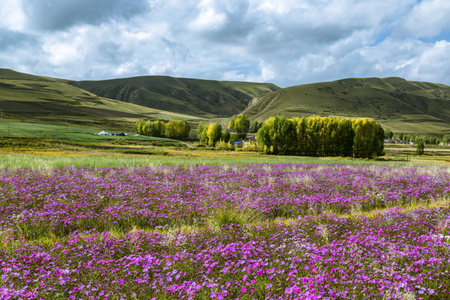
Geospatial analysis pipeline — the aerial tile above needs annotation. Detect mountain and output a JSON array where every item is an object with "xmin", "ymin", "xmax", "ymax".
[
  {"xmin": 2, "ymin": 69, "xmax": 449, "ymax": 135},
  {"xmin": 0, "ymin": 69, "xmax": 197, "ymax": 129},
  {"xmin": 243, "ymin": 77, "xmax": 450, "ymax": 135},
  {"xmin": 75, "ymin": 76, "xmax": 280, "ymax": 118}
]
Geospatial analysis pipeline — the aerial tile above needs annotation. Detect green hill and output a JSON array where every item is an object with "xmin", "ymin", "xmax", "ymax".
[
  {"xmin": 2, "ymin": 69, "xmax": 449, "ymax": 136},
  {"xmin": 75, "ymin": 76, "xmax": 280, "ymax": 118},
  {"xmin": 0, "ymin": 69, "xmax": 197, "ymax": 130},
  {"xmin": 243, "ymin": 77, "xmax": 450, "ymax": 135}
]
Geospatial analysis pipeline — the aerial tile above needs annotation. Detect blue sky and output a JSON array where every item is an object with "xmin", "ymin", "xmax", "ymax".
[{"xmin": 1, "ymin": 0, "xmax": 449, "ymax": 87}]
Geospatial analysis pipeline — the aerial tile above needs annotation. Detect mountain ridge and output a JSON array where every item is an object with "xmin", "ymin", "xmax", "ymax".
[
  {"xmin": 75, "ymin": 75, "xmax": 280, "ymax": 118},
  {"xmin": 1, "ymin": 68, "xmax": 450, "ymax": 135},
  {"xmin": 243, "ymin": 77, "xmax": 450, "ymax": 135}
]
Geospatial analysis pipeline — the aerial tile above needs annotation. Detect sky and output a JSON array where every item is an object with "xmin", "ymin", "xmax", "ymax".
[{"xmin": 1, "ymin": 0, "xmax": 450, "ymax": 88}]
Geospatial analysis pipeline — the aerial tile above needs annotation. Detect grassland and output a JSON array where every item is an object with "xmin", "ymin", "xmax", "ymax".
[
  {"xmin": 0, "ymin": 68, "xmax": 199, "ymax": 131},
  {"xmin": 243, "ymin": 77, "xmax": 450, "ymax": 136},
  {"xmin": 3, "ymin": 68, "xmax": 450, "ymax": 137},
  {"xmin": 76, "ymin": 75, "xmax": 279, "ymax": 118},
  {"xmin": 1, "ymin": 141, "xmax": 449, "ymax": 169}
]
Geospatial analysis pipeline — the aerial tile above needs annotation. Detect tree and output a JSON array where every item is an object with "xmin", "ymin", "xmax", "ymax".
[
  {"xmin": 398, "ymin": 133, "xmax": 404, "ymax": 141},
  {"xmin": 384, "ymin": 128, "xmax": 393, "ymax": 139},
  {"xmin": 150, "ymin": 120, "xmax": 166, "ymax": 137},
  {"xmin": 229, "ymin": 133, "xmax": 241, "ymax": 143},
  {"xmin": 197, "ymin": 122, "xmax": 206, "ymax": 144},
  {"xmin": 432, "ymin": 136, "xmax": 440, "ymax": 145},
  {"xmin": 352, "ymin": 118, "xmax": 383, "ymax": 158},
  {"xmin": 134, "ymin": 119, "xmax": 146, "ymax": 134},
  {"xmin": 229, "ymin": 114, "xmax": 250, "ymax": 139},
  {"xmin": 221, "ymin": 130, "xmax": 231, "ymax": 143},
  {"xmin": 416, "ymin": 138, "xmax": 425, "ymax": 156},
  {"xmin": 443, "ymin": 135, "xmax": 450, "ymax": 146},
  {"xmin": 165, "ymin": 120, "xmax": 190, "ymax": 138},
  {"xmin": 134, "ymin": 119, "xmax": 165, "ymax": 137},
  {"xmin": 293, "ymin": 117, "xmax": 307, "ymax": 155},
  {"xmin": 251, "ymin": 121, "xmax": 263, "ymax": 133},
  {"xmin": 206, "ymin": 123, "xmax": 222, "ymax": 146},
  {"xmin": 257, "ymin": 116, "xmax": 295, "ymax": 154}
]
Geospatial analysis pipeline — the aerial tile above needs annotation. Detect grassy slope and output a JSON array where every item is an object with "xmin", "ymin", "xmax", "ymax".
[
  {"xmin": 76, "ymin": 76, "xmax": 280, "ymax": 118},
  {"xmin": 243, "ymin": 77, "xmax": 450, "ymax": 135},
  {"xmin": 0, "ymin": 69, "xmax": 198, "ymax": 130}
]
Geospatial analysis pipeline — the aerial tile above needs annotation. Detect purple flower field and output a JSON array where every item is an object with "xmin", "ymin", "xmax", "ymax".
[{"xmin": 1, "ymin": 164, "xmax": 450, "ymax": 299}]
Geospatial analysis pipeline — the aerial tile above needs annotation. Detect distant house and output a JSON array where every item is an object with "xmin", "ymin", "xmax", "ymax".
[
  {"xmin": 231, "ymin": 141, "xmax": 244, "ymax": 148},
  {"xmin": 98, "ymin": 130, "xmax": 108, "ymax": 136},
  {"xmin": 245, "ymin": 135, "xmax": 256, "ymax": 142}
]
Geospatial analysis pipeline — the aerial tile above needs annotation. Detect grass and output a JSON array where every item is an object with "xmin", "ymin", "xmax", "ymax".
[
  {"xmin": 0, "ymin": 68, "xmax": 200, "ymax": 130},
  {"xmin": 0, "ymin": 151, "xmax": 430, "ymax": 169},
  {"xmin": 0, "ymin": 121, "xmax": 184, "ymax": 144},
  {"xmin": 77, "ymin": 74, "xmax": 279, "ymax": 118},
  {"xmin": 243, "ymin": 77, "xmax": 450, "ymax": 136},
  {"xmin": 0, "ymin": 120, "xmax": 448, "ymax": 169}
]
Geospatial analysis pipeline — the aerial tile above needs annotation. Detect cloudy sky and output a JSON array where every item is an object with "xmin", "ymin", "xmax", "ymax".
[{"xmin": 1, "ymin": 0, "xmax": 450, "ymax": 87}]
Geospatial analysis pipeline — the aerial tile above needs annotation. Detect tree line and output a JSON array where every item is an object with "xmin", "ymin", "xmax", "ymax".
[
  {"xmin": 134, "ymin": 119, "xmax": 190, "ymax": 138},
  {"xmin": 257, "ymin": 116, "xmax": 384, "ymax": 158},
  {"xmin": 197, "ymin": 115, "xmax": 252, "ymax": 146},
  {"xmin": 393, "ymin": 132, "xmax": 448, "ymax": 146}
]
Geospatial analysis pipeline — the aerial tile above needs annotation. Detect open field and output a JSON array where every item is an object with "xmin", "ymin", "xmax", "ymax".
[
  {"xmin": 0, "ymin": 150, "xmax": 442, "ymax": 169},
  {"xmin": 0, "ymin": 69, "xmax": 199, "ymax": 130},
  {"xmin": 1, "ymin": 164, "xmax": 450, "ymax": 299}
]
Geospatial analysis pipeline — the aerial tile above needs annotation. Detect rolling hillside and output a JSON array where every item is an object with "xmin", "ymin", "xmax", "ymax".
[
  {"xmin": 243, "ymin": 77, "xmax": 450, "ymax": 135},
  {"xmin": 1, "ymin": 68, "xmax": 450, "ymax": 136},
  {"xmin": 0, "ymin": 69, "xmax": 197, "ymax": 130},
  {"xmin": 75, "ymin": 76, "xmax": 280, "ymax": 118}
]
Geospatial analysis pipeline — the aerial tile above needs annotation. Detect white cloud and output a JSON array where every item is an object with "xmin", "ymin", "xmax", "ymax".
[
  {"xmin": 189, "ymin": 0, "xmax": 228, "ymax": 31},
  {"xmin": 409, "ymin": 40, "xmax": 450, "ymax": 82},
  {"xmin": 0, "ymin": 0, "xmax": 449, "ymax": 87},
  {"xmin": 398, "ymin": 0, "xmax": 450, "ymax": 38},
  {"xmin": 0, "ymin": 0, "xmax": 26, "ymax": 31}
]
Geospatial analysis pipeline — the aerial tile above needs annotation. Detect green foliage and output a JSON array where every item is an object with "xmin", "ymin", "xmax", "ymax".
[
  {"xmin": 251, "ymin": 121, "xmax": 263, "ymax": 133},
  {"xmin": 228, "ymin": 114, "xmax": 250, "ymax": 139},
  {"xmin": 352, "ymin": 118, "xmax": 384, "ymax": 158},
  {"xmin": 257, "ymin": 116, "xmax": 296, "ymax": 154},
  {"xmin": 416, "ymin": 138, "xmax": 425, "ymax": 156},
  {"xmin": 257, "ymin": 116, "xmax": 383, "ymax": 158},
  {"xmin": 135, "ymin": 119, "xmax": 190, "ymax": 138},
  {"xmin": 242, "ymin": 77, "xmax": 450, "ymax": 136},
  {"xmin": 135, "ymin": 120, "xmax": 166, "ymax": 137},
  {"xmin": 207, "ymin": 123, "xmax": 222, "ymax": 147},
  {"xmin": 229, "ymin": 134, "xmax": 241, "ymax": 143},
  {"xmin": 221, "ymin": 130, "xmax": 231, "ymax": 143},
  {"xmin": 384, "ymin": 128, "xmax": 393, "ymax": 139},
  {"xmin": 444, "ymin": 135, "xmax": 450, "ymax": 146},
  {"xmin": 165, "ymin": 119, "xmax": 190, "ymax": 138},
  {"xmin": 197, "ymin": 122, "xmax": 205, "ymax": 141},
  {"xmin": 197, "ymin": 122, "xmax": 222, "ymax": 146}
]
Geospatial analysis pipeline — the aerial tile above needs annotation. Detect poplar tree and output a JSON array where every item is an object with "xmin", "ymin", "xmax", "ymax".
[{"xmin": 228, "ymin": 114, "xmax": 250, "ymax": 139}]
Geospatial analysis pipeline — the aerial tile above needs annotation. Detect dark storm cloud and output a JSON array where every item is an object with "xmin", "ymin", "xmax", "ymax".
[{"xmin": 21, "ymin": 0, "xmax": 149, "ymax": 31}]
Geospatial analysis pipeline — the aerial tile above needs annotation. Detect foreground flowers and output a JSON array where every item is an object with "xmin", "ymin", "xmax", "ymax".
[{"xmin": 1, "ymin": 164, "xmax": 449, "ymax": 299}]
